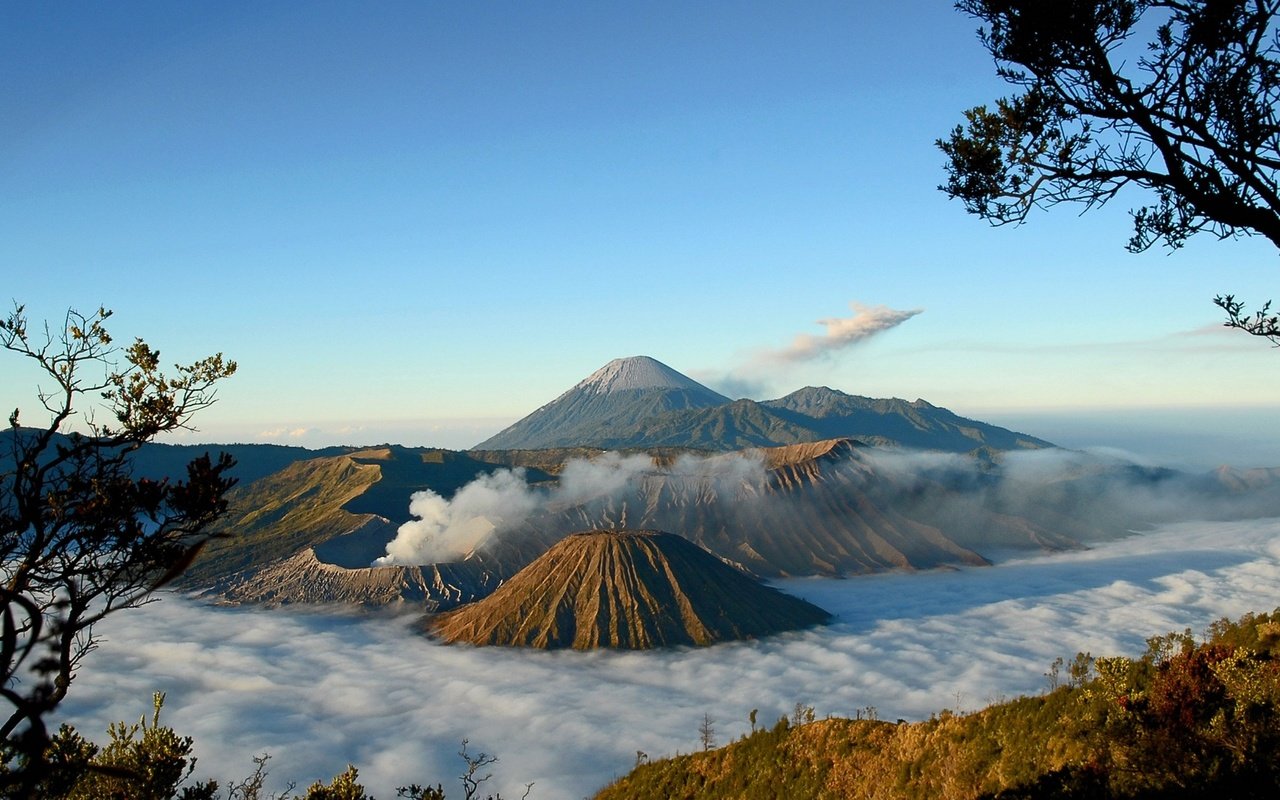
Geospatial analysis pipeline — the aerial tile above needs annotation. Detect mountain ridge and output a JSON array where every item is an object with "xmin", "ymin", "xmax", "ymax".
[{"xmin": 474, "ymin": 357, "xmax": 1054, "ymax": 453}]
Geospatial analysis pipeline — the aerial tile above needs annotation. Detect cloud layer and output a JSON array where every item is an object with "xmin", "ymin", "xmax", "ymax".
[{"xmin": 57, "ymin": 518, "xmax": 1280, "ymax": 797}]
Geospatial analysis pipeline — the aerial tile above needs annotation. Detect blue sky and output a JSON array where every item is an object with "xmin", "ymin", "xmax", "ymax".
[{"xmin": 3, "ymin": 1, "xmax": 1278, "ymax": 463}]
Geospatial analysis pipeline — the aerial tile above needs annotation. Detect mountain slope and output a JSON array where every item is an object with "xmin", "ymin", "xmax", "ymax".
[
  {"xmin": 763, "ymin": 386, "xmax": 1054, "ymax": 451},
  {"xmin": 180, "ymin": 445, "xmax": 555, "ymax": 591},
  {"xmin": 524, "ymin": 439, "xmax": 995, "ymax": 576},
  {"xmin": 595, "ymin": 610, "xmax": 1280, "ymax": 799},
  {"xmin": 431, "ymin": 530, "xmax": 830, "ymax": 649},
  {"xmin": 473, "ymin": 357, "xmax": 1052, "ymax": 453},
  {"xmin": 188, "ymin": 438, "xmax": 1280, "ymax": 608},
  {"xmin": 475, "ymin": 356, "xmax": 731, "ymax": 450}
]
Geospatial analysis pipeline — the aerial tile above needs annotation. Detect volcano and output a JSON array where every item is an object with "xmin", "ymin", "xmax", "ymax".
[
  {"xmin": 475, "ymin": 356, "xmax": 731, "ymax": 451},
  {"xmin": 429, "ymin": 529, "xmax": 831, "ymax": 649},
  {"xmin": 473, "ymin": 356, "xmax": 1052, "ymax": 452}
]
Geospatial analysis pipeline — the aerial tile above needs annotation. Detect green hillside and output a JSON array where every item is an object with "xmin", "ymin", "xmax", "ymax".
[
  {"xmin": 596, "ymin": 610, "xmax": 1280, "ymax": 799},
  {"xmin": 181, "ymin": 445, "xmax": 556, "ymax": 586}
]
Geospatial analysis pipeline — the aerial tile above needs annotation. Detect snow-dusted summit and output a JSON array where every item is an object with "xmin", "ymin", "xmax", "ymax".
[
  {"xmin": 472, "ymin": 355, "xmax": 1054, "ymax": 453},
  {"xmin": 473, "ymin": 356, "xmax": 730, "ymax": 451},
  {"xmin": 574, "ymin": 356, "xmax": 727, "ymax": 399}
]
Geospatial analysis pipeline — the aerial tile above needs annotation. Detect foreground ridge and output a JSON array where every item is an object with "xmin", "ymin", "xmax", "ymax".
[{"xmin": 596, "ymin": 610, "xmax": 1280, "ymax": 799}]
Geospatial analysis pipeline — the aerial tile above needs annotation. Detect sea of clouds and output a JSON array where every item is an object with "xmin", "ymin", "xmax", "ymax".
[{"xmin": 57, "ymin": 516, "xmax": 1280, "ymax": 798}]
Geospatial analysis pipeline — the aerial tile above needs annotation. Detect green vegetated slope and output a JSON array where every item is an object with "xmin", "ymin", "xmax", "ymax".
[
  {"xmin": 596, "ymin": 611, "xmax": 1280, "ymax": 799},
  {"xmin": 183, "ymin": 445, "xmax": 554, "ymax": 586},
  {"xmin": 180, "ymin": 452, "xmax": 385, "ymax": 585}
]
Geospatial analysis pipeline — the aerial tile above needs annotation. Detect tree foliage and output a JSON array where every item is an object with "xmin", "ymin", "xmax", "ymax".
[
  {"xmin": 0, "ymin": 693, "xmax": 217, "ymax": 800},
  {"xmin": 0, "ymin": 304, "xmax": 237, "ymax": 790},
  {"xmin": 939, "ymin": 0, "xmax": 1280, "ymax": 340}
]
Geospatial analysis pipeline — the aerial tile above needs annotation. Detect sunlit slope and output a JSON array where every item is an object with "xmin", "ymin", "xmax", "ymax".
[
  {"xmin": 181, "ymin": 452, "xmax": 385, "ymax": 587},
  {"xmin": 431, "ymin": 530, "xmax": 831, "ymax": 649},
  {"xmin": 595, "ymin": 611, "xmax": 1280, "ymax": 799},
  {"xmin": 181, "ymin": 445, "xmax": 554, "ymax": 589},
  {"xmin": 526, "ymin": 439, "xmax": 1000, "ymax": 576}
]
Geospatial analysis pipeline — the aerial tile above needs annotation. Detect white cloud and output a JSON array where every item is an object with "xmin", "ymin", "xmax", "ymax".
[
  {"xmin": 695, "ymin": 300, "xmax": 925, "ymax": 399},
  {"xmin": 761, "ymin": 301, "xmax": 923, "ymax": 364},
  {"xmin": 257, "ymin": 426, "xmax": 312, "ymax": 440},
  {"xmin": 56, "ymin": 518, "xmax": 1280, "ymax": 798}
]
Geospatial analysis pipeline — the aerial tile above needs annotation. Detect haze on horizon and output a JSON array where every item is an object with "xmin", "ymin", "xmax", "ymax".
[{"xmin": 3, "ymin": 0, "xmax": 1279, "ymax": 466}]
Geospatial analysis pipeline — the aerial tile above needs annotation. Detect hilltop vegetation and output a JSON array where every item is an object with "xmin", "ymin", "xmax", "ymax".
[
  {"xmin": 16, "ymin": 610, "xmax": 1277, "ymax": 798},
  {"xmin": 596, "ymin": 610, "xmax": 1280, "ymax": 799}
]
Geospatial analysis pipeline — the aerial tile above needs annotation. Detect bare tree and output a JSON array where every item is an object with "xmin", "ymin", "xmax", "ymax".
[
  {"xmin": 457, "ymin": 739, "xmax": 496, "ymax": 800},
  {"xmin": 0, "ymin": 304, "xmax": 237, "ymax": 789},
  {"xmin": 939, "ymin": 1, "xmax": 1280, "ymax": 341},
  {"xmin": 697, "ymin": 713, "xmax": 716, "ymax": 751}
]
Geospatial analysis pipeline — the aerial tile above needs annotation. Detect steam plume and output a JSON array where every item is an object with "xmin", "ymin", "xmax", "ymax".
[
  {"xmin": 376, "ymin": 451, "xmax": 767, "ymax": 565},
  {"xmin": 763, "ymin": 301, "xmax": 922, "ymax": 364},
  {"xmin": 376, "ymin": 469, "xmax": 540, "ymax": 565}
]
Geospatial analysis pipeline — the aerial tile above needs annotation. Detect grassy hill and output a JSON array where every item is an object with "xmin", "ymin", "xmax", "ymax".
[
  {"xmin": 181, "ymin": 445, "xmax": 557, "ymax": 587},
  {"xmin": 596, "ymin": 610, "xmax": 1280, "ymax": 799}
]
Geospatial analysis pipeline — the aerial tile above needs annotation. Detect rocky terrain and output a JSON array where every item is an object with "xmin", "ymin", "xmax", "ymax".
[
  {"xmin": 430, "ymin": 530, "xmax": 831, "ymax": 649},
  {"xmin": 188, "ymin": 438, "xmax": 1105, "ymax": 608}
]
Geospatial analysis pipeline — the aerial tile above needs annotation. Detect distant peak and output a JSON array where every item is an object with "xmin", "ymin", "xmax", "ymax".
[
  {"xmin": 575, "ymin": 356, "xmax": 725, "ymax": 398},
  {"xmin": 769, "ymin": 386, "xmax": 852, "ymax": 409},
  {"xmin": 789, "ymin": 386, "xmax": 848, "ymax": 400}
]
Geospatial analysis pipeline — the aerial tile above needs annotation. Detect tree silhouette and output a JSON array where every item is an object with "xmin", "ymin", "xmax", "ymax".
[
  {"xmin": 0, "ymin": 304, "xmax": 237, "ymax": 791},
  {"xmin": 698, "ymin": 713, "xmax": 716, "ymax": 751},
  {"xmin": 939, "ymin": 0, "xmax": 1280, "ymax": 341}
]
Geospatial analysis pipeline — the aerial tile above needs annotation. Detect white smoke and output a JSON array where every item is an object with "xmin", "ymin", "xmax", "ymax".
[
  {"xmin": 763, "ymin": 301, "xmax": 923, "ymax": 364},
  {"xmin": 376, "ymin": 451, "xmax": 770, "ymax": 565},
  {"xmin": 375, "ymin": 468, "xmax": 540, "ymax": 565},
  {"xmin": 554, "ymin": 452, "xmax": 656, "ymax": 506},
  {"xmin": 695, "ymin": 300, "xmax": 925, "ymax": 398}
]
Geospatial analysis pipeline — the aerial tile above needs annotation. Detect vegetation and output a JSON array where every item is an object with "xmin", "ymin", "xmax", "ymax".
[
  {"xmin": 1, "ymin": 693, "xmax": 218, "ymax": 800},
  {"xmin": 1, "ymin": 305, "xmax": 237, "ymax": 793},
  {"xmin": 178, "ymin": 453, "xmax": 384, "ymax": 585},
  {"xmin": 0, "ymin": 695, "xmax": 525, "ymax": 800},
  {"xmin": 939, "ymin": 0, "xmax": 1280, "ymax": 342},
  {"xmin": 595, "ymin": 610, "xmax": 1280, "ymax": 798}
]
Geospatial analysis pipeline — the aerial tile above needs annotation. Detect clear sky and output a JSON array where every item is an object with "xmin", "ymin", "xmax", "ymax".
[{"xmin": 3, "ymin": 1, "xmax": 1278, "ymax": 464}]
